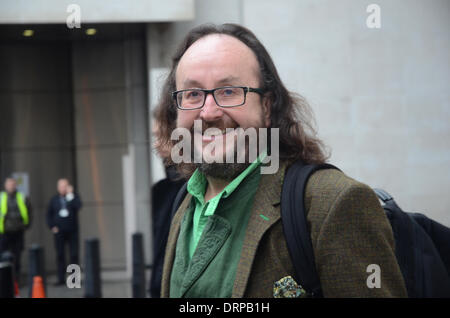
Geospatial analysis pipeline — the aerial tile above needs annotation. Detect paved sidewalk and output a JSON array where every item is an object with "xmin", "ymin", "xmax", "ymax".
[{"xmin": 17, "ymin": 270, "xmax": 151, "ymax": 298}]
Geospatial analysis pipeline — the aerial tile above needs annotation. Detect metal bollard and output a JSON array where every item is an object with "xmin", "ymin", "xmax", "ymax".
[
  {"xmin": 0, "ymin": 258, "xmax": 14, "ymax": 298},
  {"xmin": 132, "ymin": 233, "xmax": 146, "ymax": 298},
  {"xmin": 28, "ymin": 244, "xmax": 46, "ymax": 297},
  {"xmin": 0, "ymin": 250, "xmax": 14, "ymax": 263},
  {"xmin": 84, "ymin": 238, "xmax": 102, "ymax": 298}
]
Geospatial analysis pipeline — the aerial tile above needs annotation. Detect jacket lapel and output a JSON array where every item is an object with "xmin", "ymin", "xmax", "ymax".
[
  {"xmin": 160, "ymin": 193, "xmax": 192, "ymax": 297},
  {"xmin": 231, "ymin": 162, "xmax": 288, "ymax": 297}
]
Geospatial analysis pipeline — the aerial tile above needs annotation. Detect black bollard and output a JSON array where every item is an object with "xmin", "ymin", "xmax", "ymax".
[
  {"xmin": 132, "ymin": 233, "xmax": 146, "ymax": 298},
  {"xmin": 28, "ymin": 244, "xmax": 46, "ymax": 297},
  {"xmin": 0, "ymin": 258, "xmax": 15, "ymax": 298},
  {"xmin": 1, "ymin": 251, "xmax": 15, "ymax": 294},
  {"xmin": 0, "ymin": 250, "xmax": 14, "ymax": 263},
  {"xmin": 84, "ymin": 238, "xmax": 102, "ymax": 298}
]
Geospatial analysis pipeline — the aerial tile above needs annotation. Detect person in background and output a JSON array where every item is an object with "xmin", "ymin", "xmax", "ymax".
[
  {"xmin": 0, "ymin": 177, "xmax": 32, "ymax": 281},
  {"xmin": 46, "ymin": 178, "xmax": 82, "ymax": 286},
  {"xmin": 149, "ymin": 118, "xmax": 186, "ymax": 298}
]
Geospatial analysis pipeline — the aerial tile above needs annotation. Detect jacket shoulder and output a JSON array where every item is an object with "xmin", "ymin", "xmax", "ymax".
[
  {"xmin": 304, "ymin": 168, "xmax": 383, "ymax": 246},
  {"xmin": 304, "ymin": 168, "xmax": 375, "ymax": 212},
  {"xmin": 48, "ymin": 195, "xmax": 59, "ymax": 206}
]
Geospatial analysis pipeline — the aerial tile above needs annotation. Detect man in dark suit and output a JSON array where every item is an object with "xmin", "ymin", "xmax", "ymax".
[
  {"xmin": 46, "ymin": 178, "xmax": 82, "ymax": 285},
  {"xmin": 153, "ymin": 23, "xmax": 407, "ymax": 298}
]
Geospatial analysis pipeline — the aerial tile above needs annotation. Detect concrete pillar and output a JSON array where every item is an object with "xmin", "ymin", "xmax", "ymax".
[{"xmin": 122, "ymin": 29, "xmax": 151, "ymax": 277}]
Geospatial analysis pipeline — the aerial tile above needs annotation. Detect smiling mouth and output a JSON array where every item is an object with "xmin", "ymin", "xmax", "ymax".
[{"xmin": 194, "ymin": 128, "xmax": 238, "ymax": 142}]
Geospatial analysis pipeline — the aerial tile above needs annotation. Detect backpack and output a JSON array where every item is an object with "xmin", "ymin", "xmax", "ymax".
[{"xmin": 282, "ymin": 160, "xmax": 450, "ymax": 298}]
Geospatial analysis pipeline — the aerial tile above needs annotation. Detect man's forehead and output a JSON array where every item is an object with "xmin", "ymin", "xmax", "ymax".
[
  {"xmin": 182, "ymin": 75, "xmax": 241, "ymax": 87},
  {"xmin": 176, "ymin": 34, "xmax": 260, "ymax": 86}
]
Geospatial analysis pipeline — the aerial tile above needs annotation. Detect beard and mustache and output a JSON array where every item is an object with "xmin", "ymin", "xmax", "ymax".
[
  {"xmin": 189, "ymin": 117, "xmax": 267, "ymax": 181},
  {"xmin": 196, "ymin": 161, "xmax": 249, "ymax": 181}
]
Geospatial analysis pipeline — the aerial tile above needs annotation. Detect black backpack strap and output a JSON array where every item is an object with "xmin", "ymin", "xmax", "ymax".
[
  {"xmin": 373, "ymin": 188, "xmax": 394, "ymax": 203},
  {"xmin": 281, "ymin": 160, "xmax": 340, "ymax": 297},
  {"xmin": 171, "ymin": 182, "xmax": 188, "ymax": 220}
]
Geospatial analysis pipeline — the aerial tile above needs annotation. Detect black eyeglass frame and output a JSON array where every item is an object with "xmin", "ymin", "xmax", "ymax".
[{"xmin": 172, "ymin": 86, "xmax": 266, "ymax": 110}]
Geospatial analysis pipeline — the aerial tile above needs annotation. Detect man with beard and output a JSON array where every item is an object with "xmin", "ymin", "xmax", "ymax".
[{"xmin": 153, "ymin": 23, "xmax": 407, "ymax": 298}]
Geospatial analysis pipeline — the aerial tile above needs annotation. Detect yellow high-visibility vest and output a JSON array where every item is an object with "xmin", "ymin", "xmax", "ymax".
[{"xmin": 0, "ymin": 191, "xmax": 29, "ymax": 234}]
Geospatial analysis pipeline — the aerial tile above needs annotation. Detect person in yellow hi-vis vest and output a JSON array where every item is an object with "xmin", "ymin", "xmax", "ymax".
[{"xmin": 0, "ymin": 177, "xmax": 32, "ymax": 280}]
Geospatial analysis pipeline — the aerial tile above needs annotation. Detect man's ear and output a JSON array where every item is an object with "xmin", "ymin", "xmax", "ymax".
[{"xmin": 262, "ymin": 93, "xmax": 272, "ymax": 127}]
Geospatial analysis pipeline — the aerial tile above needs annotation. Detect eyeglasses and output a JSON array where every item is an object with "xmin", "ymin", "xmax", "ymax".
[{"xmin": 172, "ymin": 86, "xmax": 265, "ymax": 110}]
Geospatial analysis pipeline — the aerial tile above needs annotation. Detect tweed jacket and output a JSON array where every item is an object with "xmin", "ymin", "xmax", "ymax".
[{"xmin": 161, "ymin": 161, "xmax": 407, "ymax": 298}]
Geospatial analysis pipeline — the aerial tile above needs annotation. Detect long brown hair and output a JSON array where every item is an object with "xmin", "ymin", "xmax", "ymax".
[{"xmin": 153, "ymin": 23, "xmax": 329, "ymax": 178}]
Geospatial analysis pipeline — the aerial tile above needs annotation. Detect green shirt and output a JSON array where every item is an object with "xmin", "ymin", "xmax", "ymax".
[
  {"xmin": 170, "ymin": 155, "xmax": 264, "ymax": 298},
  {"xmin": 186, "ymin": 156, "xmax": 263, "ymax": 259}
]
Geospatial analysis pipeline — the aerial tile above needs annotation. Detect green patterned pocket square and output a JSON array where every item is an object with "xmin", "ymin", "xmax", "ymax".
[{"xmin": 273, "ymin": 276, "xmax": 307, "ymax": 298}]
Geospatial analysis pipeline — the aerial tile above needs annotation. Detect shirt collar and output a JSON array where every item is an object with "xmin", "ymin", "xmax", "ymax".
[{"xmin": 187, "ymin": 151, "xmax": 267, "ymax": 205}]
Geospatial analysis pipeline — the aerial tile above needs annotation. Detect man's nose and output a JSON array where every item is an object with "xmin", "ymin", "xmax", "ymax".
[{"xmin": 199, "ymin": 93, "xmax": 223, "ymax": 122}]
